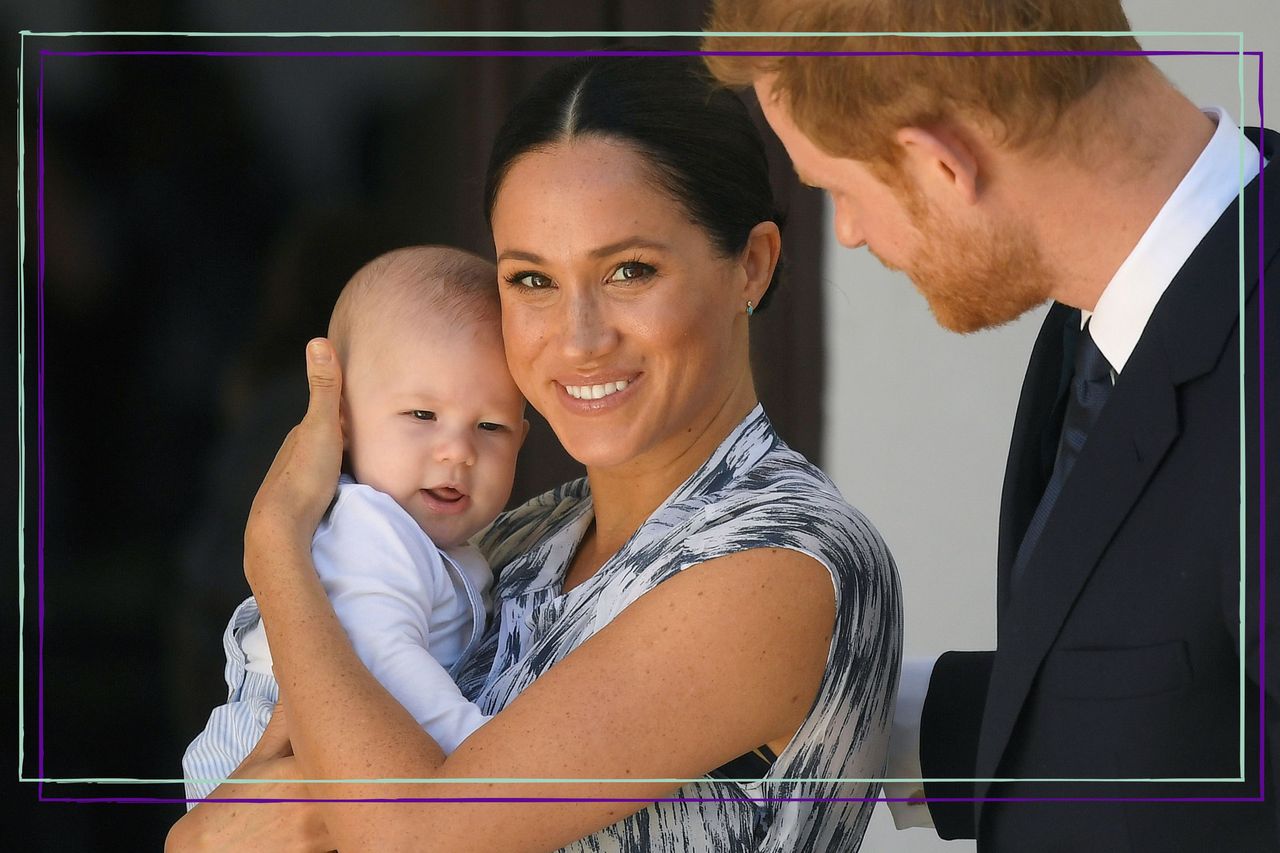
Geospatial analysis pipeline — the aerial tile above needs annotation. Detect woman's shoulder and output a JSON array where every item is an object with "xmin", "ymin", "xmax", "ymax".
[
  {"xmin": 736, "ymin": 437, "xmax": 847, "ymax": 507},
  {"xmin": 473, "ymin": 477, "xmax": 590, "ymax": 567},
  {"xmin": 689, "ymin": 437, "xmax": 890, "ymax": 575}
]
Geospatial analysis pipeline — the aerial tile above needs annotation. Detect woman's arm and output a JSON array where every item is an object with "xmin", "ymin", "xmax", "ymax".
[
  {"xmin": 243, "ymin": 340, "xmax": 838, "ymax": 852},
  {"xmin": 168, "ymin": 704, "xmax": 333, "ymax": 852}
]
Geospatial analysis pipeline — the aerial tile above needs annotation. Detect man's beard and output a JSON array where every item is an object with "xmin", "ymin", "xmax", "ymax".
[{"xmin": 877, "ymin": 204, "xmax": 1056, "ymax": 334}]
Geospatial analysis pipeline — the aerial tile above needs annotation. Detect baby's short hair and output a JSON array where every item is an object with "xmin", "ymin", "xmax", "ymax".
[{"xmin": 328, "ymin": 245, "xmax": 499, "ymax": 364}]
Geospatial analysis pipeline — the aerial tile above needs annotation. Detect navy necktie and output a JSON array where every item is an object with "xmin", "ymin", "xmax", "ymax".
[{"xmin": 1011, "ymin": 319, "xmax": 1114, "ymax": 588}]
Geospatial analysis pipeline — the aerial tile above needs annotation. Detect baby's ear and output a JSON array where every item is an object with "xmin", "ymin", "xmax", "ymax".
[{"xmin": 518, "ymin": 418, "xmax": 531, "ymax": 448}]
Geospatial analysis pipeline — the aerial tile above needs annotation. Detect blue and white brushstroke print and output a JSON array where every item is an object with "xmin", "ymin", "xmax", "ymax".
[{"xmin": 456, "ymin": 404, "xmax": 903, "ymax": 852}]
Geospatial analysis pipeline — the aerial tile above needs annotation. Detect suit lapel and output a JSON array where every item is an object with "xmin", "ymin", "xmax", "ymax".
[
  {"xmin": 995, "ymin": 305, "xmax": 1079, "ymax": 612},
  {"xmin": 973, "ymin": 127, "xmax": 1276, "ymax": 806}
]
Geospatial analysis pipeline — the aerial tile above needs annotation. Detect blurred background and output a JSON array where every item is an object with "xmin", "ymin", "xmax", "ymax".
[{"xmin": 9, "ymin": 1, "xmax": 1277, "ymax": 850}]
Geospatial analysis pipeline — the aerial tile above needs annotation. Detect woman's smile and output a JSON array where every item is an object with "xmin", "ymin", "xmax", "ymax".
[
  {"xmin": 561, "ymin": 377, "xmax": 632, "ymax": 401},
  {"xmin": 557, "ymin": 374, "xmax": 640, "ymax": 412}
]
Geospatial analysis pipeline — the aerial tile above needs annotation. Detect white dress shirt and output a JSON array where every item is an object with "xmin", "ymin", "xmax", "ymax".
[{"xmin": 240, "ymin": 477, "xmax": 493, "ymax": 748}]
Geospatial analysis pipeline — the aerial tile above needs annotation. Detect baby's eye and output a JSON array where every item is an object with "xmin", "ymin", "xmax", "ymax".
[
  {"xmin": 409, "ymin": 410, "xmax": 436, "ymax": 421},
  {"xmin": 505, "ymin": 271, "xmax": 553, "ymax": 289},
  {"xmin": 478, "ymin": 422, "xmax": 507, "ymax": 432},
  {"xmin": 608, "ymin": 261, "xmax": 656, "ymax": 283}
]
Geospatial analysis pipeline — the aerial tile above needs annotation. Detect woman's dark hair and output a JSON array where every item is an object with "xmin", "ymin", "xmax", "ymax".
[{"xmin": 483, "ymin": 55, "xmax": 786, "ymax": 310}]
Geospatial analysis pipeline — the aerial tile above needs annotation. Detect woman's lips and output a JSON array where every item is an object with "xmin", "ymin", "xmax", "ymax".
[{"xmin": 419, "ymin": 487, "xmax": 470, "ymax": 515}]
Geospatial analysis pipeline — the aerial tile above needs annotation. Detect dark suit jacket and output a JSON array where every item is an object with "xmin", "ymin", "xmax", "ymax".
[{"xmin": 920, "ymin": 128, "xmax": 1280, "ymax": 852}]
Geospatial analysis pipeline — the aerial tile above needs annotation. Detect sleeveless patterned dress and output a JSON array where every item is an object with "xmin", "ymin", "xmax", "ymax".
[{"xmin": 455, "ymin": 406, "xmax": 902, "ymax": 851}]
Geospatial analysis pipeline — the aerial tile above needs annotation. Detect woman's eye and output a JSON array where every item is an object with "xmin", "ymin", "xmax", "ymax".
[
  {"xmin": 409, "ymin": 410, "xmax": 436, "ymax": 421},
  {"xmin": 608, "ymin": 261, "xmax": 656, "ymax": 283},
  {"xmin": 505, "ymin": 271, "xmax": 553, "ymax": 289}
]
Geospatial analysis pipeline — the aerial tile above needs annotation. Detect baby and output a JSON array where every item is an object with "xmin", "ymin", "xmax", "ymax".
[{"xmin": 182, "ymin": 245, "xmax": 527, "ymax": 805}]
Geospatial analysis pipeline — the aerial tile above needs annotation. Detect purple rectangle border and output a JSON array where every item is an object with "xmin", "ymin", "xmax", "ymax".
[{"xmin": 25, "ymin": 43, "xmax": 1267, "ymax": 806}]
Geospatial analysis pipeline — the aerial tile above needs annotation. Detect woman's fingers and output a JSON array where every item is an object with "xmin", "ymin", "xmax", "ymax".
[
  {"xmin": 303, "ymin": 338, "xmax": 341, "ymax": 425},
  {"xmin": 244, "ymin": 340, "xmax": 346, "ymax": 568},
  {"xmin": 293, "ymin": 337, "xmax": 345, "ymax": 501},
  {"xmin": 298, "ymin": 339, "xmax": 344, "ymax": 475},
  {"xmin": 253, "ymin": 702, "xmax": 293, "ymax": 760}
]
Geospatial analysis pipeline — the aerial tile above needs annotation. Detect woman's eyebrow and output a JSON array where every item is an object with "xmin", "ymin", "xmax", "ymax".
[
  {"xmin": 497, "ymin": 248, "xmax": 544, "ymax": 263},
  {"xmin": 588, "ymin": 238, "xmax": 670, "ymax": 258},
  {"xmin": 498, "ymin": 238, "xmax": 670, "ymax": 264}
]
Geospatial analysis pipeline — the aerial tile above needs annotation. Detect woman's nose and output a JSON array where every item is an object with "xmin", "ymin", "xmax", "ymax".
[{"xmin": 559, "ymin": 286, "xmax": 619, "ymax": 364}]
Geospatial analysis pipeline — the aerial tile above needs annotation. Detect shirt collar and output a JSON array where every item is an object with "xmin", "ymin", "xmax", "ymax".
[{"xmin": 1083, "ymin": 107, "xmax": 1261, "ymax": 373}]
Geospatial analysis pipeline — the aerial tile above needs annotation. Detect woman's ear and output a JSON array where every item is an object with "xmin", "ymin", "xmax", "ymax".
[
  {"xmin": 740, "ymin": 220, "xmax": 782, "ymax": 308},
  {"xmin": 895, "ymin": 125, "xmax": 980, "ymax": 206}
]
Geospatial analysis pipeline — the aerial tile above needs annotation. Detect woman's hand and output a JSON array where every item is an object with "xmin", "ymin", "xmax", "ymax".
[
  {"xmin": 167, "ymin": 703, "xmax": 333, "ymax": 852},
  {"xmin": 244, "ymin": 339, "xmax": 345, "ymax": 586}
]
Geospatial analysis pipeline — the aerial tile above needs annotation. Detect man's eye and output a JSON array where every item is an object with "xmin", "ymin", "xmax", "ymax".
[
  {"xmin": 478, "ymin": 422, "xmax": 506, "ymax": 432},
  {"xmin": 608, "ymin": 261, "xmax": 656, "ymax": 283},
  {"xmin": 505, "ymin": 271, "xmax": 553, "ymax": 289},
  {"xmin": 409, "ymin": 410, "xmax": 436, "ymax": 421}
]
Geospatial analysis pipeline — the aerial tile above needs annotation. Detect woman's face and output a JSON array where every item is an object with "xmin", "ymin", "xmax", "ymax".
[{"xmin": 491, "ymin": 137, "xmax": 757, "ymax": 472}]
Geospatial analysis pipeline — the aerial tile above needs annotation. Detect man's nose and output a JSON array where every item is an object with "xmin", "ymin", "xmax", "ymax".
[{"xmin": 832, "ymin": 200, "xmax": 867, "ymax": 249}]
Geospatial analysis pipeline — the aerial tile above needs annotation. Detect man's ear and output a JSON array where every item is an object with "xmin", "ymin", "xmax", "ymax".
[{"xmin": 895, "ymin": 125, "xmax": 980, "ymax": 206}]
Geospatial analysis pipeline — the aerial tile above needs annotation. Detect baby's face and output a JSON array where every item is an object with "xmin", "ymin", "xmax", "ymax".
[{"xmin": 342, "ymin": 316, "xmax": 527, "ymax": 548}]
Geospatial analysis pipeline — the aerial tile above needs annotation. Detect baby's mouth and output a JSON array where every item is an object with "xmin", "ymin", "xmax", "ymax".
[
  {"xmin": 424, "ymin": 486, "xmax": 465, "ymax": 503},
  {"xmin": 419, "ymin": 486, "xmax": 471, "ymax": 517}
]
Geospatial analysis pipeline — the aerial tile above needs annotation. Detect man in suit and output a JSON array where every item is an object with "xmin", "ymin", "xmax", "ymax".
[{"xmin": 706, "ymin": 1, "xmax": 1277, "ymax": 850}]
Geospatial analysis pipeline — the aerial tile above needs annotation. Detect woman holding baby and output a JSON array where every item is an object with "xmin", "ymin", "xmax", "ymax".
[{"xmin": 168, "ymin": 57, "xmax": 901, "ymax": 853}]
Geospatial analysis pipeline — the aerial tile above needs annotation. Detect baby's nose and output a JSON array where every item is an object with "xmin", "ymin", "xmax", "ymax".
[{"xmin": 434, "ymin": 431, "xmax": 477, "ymax": 467}]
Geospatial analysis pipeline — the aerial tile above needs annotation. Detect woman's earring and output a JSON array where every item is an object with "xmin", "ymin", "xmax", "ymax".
[{"xmin": 746, "ymin": 300, "xmax": 755, "ymax": 317}]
